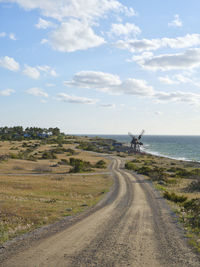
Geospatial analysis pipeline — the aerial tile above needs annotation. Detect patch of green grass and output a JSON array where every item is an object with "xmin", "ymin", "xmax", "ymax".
[
  {"xmin": 154, "ymin": 184, "xmax": 166, "ymax": 191},
  {"xmin": 163, "ymin": 191, "xmax": 187, "ymax": 203}
]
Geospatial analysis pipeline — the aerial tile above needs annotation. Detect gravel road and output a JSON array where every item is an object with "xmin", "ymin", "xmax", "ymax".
[{"xmin": 0, "ymin": 157, "xmax": 199, "ymax": 267}]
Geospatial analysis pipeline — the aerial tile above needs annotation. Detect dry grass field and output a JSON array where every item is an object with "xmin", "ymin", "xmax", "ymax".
[{"xmin": 0, "ymin": 139, "xmax": 112, "ymax": 244}]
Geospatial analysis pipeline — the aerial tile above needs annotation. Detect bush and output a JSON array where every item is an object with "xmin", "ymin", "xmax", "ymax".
[
  {"xmin": 69, "ymin": 158, "xmax": 92, "ymax": 173},
  {"xmin": 131, "ymin": 158, "xmax": 141, "ymax": 163},
  {"xmin": 95, "ymin": 160, "xmax": 106, "ymax": 168},
  {"xmin": 41, "ymin": 151, "xmax": 57, "ymax": 159},
  {"xmin": 9, "ymin": 152, "xmax": 23, "ymax": 159},
  {"xmin": 51, "ymin": 147, "xmax": 68, "ymax": 154},
  {"xmin": 0, "ymin": 155, "xmax": 9, "ymax": 162},
  {"xmin": 183, "ymin": 199, "xmax": 200, "ymax": 229},
  {"xmin": 187, "ymin": 180, "xmax": 200, "ymax": 192},
  {"xmin": 58, "ymin": 159, "xmax": 69, "ymax": 165},
  {"xmin": 125, "ymin": 162, "xmax": 139, "ymax": 171},
  {"xmin": 137, "ymin": 166, "xmax": 153, "ymax": 176},
  {"xmin": 163, "ymin": 191, "xmax": 187, "ymax": 203},
  {"xmin": 176, "ymin": 169, "xmax": 191, "ymax": 178},
  {"xmin": 65, "ymin": 148, "xmax": 77, "ymax": 156},
  {"xmin": 192, "ymin": 168, "xmax": 200, "ymax": 176}
]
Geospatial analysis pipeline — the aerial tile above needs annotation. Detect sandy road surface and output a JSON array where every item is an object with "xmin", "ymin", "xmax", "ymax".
[{"xmin": 0, "ymin": 157, "xmax": 200, "ymax": 267}]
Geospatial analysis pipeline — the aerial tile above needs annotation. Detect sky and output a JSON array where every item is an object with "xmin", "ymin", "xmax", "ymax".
[{"xmin": 0, "ymin": 0, "xmax": 200, "ymax": 135}]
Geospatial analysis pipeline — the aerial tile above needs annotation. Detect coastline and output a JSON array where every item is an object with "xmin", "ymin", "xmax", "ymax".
[
  {"xmin": 88, "ymin": 134, "xmax": 200, "ymax": 163},
  {"xmin": 142, "ymin": 147, "xmax": 200, "ymax": 164}
]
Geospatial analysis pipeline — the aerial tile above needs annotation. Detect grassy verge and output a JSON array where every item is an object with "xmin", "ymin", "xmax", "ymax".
[
  {"xmin": 0, "ymin": 173, "xmax": 112, "ymax": 244},
  {"xmin": 125, "ymin": 153, "xmax": 200, "ymax": 253},
  {"xmin": 0, "ymin": 138, "xmax": 112, "ymax": 245}
]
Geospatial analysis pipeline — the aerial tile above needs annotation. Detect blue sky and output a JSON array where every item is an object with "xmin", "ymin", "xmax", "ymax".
[{"xmin": 0, "ymin": 0, "xmax": 200, "ymax": 135}]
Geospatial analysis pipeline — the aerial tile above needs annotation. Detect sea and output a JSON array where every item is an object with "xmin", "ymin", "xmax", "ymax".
[{"xmin": 87, "ymin": 135, "xmax": 200, "ymax": 163}]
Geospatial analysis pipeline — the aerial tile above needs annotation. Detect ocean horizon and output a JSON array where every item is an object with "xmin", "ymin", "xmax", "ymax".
[{"xmin": 81, "ymin": 134, "xmax": 200, "ymax": 163}]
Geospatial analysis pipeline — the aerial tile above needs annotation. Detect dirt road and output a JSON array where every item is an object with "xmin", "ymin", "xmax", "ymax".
[{"xmin": 1, "ymin": 157, "xmax": 199, "ymax": 267}]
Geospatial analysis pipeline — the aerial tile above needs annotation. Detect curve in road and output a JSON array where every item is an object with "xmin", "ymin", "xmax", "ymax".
[{"xmin": 1, "ymin": 157, "xmax": 200, "ymax": 267}]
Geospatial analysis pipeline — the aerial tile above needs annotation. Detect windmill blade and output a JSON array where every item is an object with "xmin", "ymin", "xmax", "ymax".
[
  {"xmin": 138, "ymin": 129, "xmax": 145, "ymax": 140},
  {"xmin": 128, "ymin": 132, "xmax": 135, "ymax": 138}
]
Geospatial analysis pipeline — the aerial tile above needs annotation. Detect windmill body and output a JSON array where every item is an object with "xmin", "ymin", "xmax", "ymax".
[{"xmin": 128, "ymin": 130, "xmax": 145, "ymax": 153}]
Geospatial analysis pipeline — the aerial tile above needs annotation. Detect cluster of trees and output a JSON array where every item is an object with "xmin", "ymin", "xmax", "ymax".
[{"xmin": 0, "ymin": 126, "xmax": 61, "ymax": 140}]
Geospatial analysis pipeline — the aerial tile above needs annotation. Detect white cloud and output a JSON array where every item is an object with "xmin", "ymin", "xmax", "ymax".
[
  {"xmin": 0, "ymin": 32, "xmax": 6, "ymax": 37},
  {"xmin": 134, "ymin": 48, "xmax": 200, "ymax": 71},
  {"xmin": 23, "ymin": 65, "xmax": 40, "ymax": 79},
  {"xmin": 22, "ymin": 64, "xmax": 57, "ymax": 79},
  {"xmin": 116, "ymin": 34, "xmax": 200, "ymax": 53},
  {"xmin": 64, "ymin": 71, "xmax": 121, "ymax": 89},
  {"xmin": 64, "ymin": 70, "xmax": 200, "ymax": 107},
  {"xmin": 41, "ymin": 38, "xmax": 48, "ymax": 44},
  {"xmin": 155, "ymin": 111, "xmax": 162, "ymax": 116},
  {"xmin": 35, "ymin": 18, "xmax": 55, "ymax": 29},
  {"xmin": 1, "ymin": 0, "xmax": 135, "ymax": 52},
  {"xmin": 50, "ymin": 69, "xmax": 57, "ymax": 77},
  {"xmin": 48, "ymin": 20, "xmax": 105, "ymax": 52},
  {"xmin": 154, "ymin": 91, "xmax": 200, "ymax": 106},
  {"xmin": 0, "ymin": 88, "xmax": 15, "ymax": 96},
  {"xmin": 162, "ymin": 34, "xmax": 200, "ymax": 49},
  {"xmin": 45, "ymin": 83, "xmax": 55, "ymax": 87},
  {"xmin": 100, "ymin": 103, "xmax": 116, "ymax": 108},
  {"xmin": 158, "ymin": 76, "xmax": 178, "ymax": 85},
  {"xmin": 37, "ymin": 65, "xmax": 58, "ymax": 76},
  {"xmin": 0, "ymin": 32, "xmax": 17, "ymax": 40},
  {"xmin": 109, "ymin": 23, "xmax": 141, "ymax": 37},
  {"xmin": 9, "ymin": 33, "xmax": 17, "ymax": 40},
  {"xmin": 37, "ymin": 65, "xmax": 50, "ymax": 72},
  {"xmin": 116, "ymin": 39, "xmax": 160, "ymax": 53},
  {"xmin": 159, "ymin": 73, "xmax": 200, "ymax": 87},
  {"xmin": 120, "ymin": 78, "xmax": 154, "ymax": 96},
  {"xmin": 64, "ymin": 70, "xmax": 154, "ymax": 96},
  {"xmin": 0, "ymin": 56, "xmax": 20, "ymax": 71},
  {"xmin": 26, "ymin": 87, "xmax": 48, "ymax": 98},
  {"xmin": 56, "ymin": 93, "xmax": 98, "ymax": 104},
  {"xmin": 168, "ymin": 14, "xmax": 182, "ymax": 28},
  {"xmin": 0, "ymin": 0, "xmax": 135, "ymax": 21}
]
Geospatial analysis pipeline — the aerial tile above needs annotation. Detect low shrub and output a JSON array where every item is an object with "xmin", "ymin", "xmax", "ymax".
[
  {"xmin": 166, "ymin": 178, "xmax": 178, "ymax": 185},
  {"xmin": 131, "ymin": 158, "xmax": 141, "ymax": 163},
  {"xmin": 187, "ymin": 180, "xmax": 200, "ymax": 192},
  {"xmin": 183, "ymin": 199, "xmax": 200, "ymax": 229},
  {"xmin": 69, "ymin": 157, "xmax": 92, "ymax": 173},
  {"xmin": 65, "ymin": 148, "xmax": 77, "ymax": 156},
  {"xmin": 137, "ymin": 166, "xmax": 153, "ymax": 175},
  {"xmin": 125, "ymin": 162, "xmax": 139, "ymax": 171},
  {"xmin": 95, "ymin": 160, "xmax": 106, "ymax": 168},
  {"xmin": 58, "ymin": 159, "xmax": 69, "ymax": 165},
  {"xmin": 163, "ymin": 191, "xmax": 187, "ymax": 203},
  {"xmin": 0, "ymin": 155, "xmax": 9, "ymax": 162},
  {"xmin": 41, "ymin": 151, "xmax": 57, "ymax": 159}
]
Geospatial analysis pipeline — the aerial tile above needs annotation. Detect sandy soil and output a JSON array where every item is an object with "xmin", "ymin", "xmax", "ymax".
[{"xmin": 0, "ymin": 157, "xmax": 199, "ymax": 267}]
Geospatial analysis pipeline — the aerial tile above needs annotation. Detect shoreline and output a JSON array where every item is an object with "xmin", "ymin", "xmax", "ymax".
[
  {"xmin": 87, "ymin": 134, "xmax": 200, "ymax": 163},
  {"xmin": 121, "ymin": 141, "xmax": 200, "ymax": 163},
  {"xmin": 142, "ymin": 148, "xmax": 200, "ymax": 164}
]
